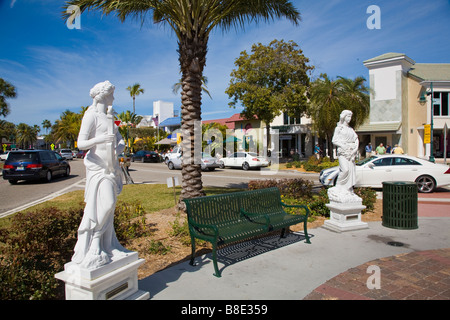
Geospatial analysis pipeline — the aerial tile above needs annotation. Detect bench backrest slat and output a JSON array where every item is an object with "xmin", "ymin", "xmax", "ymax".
[
  {"xmin": 183, "ymin": 187, "xmax": 283, "ymax": 226},
  {"xmin": 240, "ymin": 187, "xmax": 282, "ymax": 215}
]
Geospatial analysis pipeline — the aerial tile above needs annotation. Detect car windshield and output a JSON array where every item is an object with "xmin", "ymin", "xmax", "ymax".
[
  {"xmin": 8, "ymin": 152, "xmax": 38, "ymax": 162},
  {"xmin": 61, "ymin": 149, "xmax": 71, "ymax": 153},
  {"xmin": 247, "ymin": 152, "xmax": 258, "ymax": 157},
  {"xmin": 202, "ymin": 153, "xmax": 212, "ymax": 158},
  {"xmin": 356, "ymin": 156, "xmax": 378, "ymax": 166}
]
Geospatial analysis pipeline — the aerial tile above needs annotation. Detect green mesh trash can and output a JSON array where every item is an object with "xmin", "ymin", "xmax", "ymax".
[{"xmin": 382, "ymin": 181, "xmax": 418, "ymax": 230}]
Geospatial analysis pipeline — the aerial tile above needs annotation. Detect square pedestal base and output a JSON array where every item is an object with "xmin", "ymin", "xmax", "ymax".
[
  {"xmin": 55, "ymin": 252, "xmax": 149, "ymax": 300},
  {"xmin": 323, "ymin": 201, "xmax": 369, "ymax": 233}
]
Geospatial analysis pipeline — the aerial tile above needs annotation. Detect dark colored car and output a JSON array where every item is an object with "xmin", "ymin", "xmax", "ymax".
[
  {"xmin": 76, "ymin": 150, "xmax": 87, "ymax": 158},
  {"xmin": 2, "ymin": 150, "xmax": 70, "ymax": 184},
  {"xmin": 132, "ymin": 150, "xmax": 160, "ymax": 163}
]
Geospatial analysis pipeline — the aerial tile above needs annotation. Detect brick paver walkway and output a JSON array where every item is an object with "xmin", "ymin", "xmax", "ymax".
[{"xmin": 303, "ymin": 248, "xmax": 450, "ymax": 300}]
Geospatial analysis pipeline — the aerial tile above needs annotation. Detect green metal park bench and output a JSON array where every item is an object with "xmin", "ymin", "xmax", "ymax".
[{"xmin": 183, "ymin": 187, "xmax": 311, "ymax": 277}]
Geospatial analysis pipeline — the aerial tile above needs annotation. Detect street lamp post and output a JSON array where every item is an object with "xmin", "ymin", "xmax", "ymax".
[
  {"xmin": 419, "ymin": 81, "xmax": 435, "ymax": 162},
  {"xmin": 429, "ymin": 82, "xmax": 435, "ymax": 163}
]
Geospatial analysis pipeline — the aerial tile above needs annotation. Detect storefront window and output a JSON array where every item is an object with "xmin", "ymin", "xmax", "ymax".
[
  {"xmin": 433, "ymin": 92, "xmax": 449, "ymax": 116},
  {"xmin": 283, "ymin": 113, "xmax": 301, "ymax": 125}
]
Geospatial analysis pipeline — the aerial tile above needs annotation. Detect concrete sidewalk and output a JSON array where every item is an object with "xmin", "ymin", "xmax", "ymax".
[{"xmin": 139, "ymin": 215, "xmax": 450, "ymax": 300}]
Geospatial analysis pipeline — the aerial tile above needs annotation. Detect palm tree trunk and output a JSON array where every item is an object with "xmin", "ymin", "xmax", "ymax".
[{"xmin": 177, "ymin": 35, "xmax": 208, "ymax": 210}]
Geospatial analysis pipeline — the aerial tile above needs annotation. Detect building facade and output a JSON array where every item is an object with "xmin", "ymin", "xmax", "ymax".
[{"xmin": 360, "ymin": 53, "xmax": 450, "ymax": 159}]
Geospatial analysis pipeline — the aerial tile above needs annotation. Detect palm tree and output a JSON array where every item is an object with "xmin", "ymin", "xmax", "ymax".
[
  {"xmin": 126, "ymin": 83, "xmax": 145, "ymax": 114},
  {"xmin": 309, "ymin": 74, "xmax": 343, "ymax": 160},
  {"xmin": 42, "ymin": 119, "xmax": 52, "ymax": 135},
  {"xmin": 63, "ymin": 0, "xmax": 301, "ymax": 208},
  {"xmin": 173, "ymin": 75, "xmax": 212, "ymax": 99},
  {"xmin": 0, "ymin": 78, "xmax": 17, "ymax": 118},
  {"xmin": 51, "ymin": 110, "xmax": 82, "ymax": 148},
  {"xmin": 308, "ymin": 74, "xmax": 370, "ymax": 160},
  {"xmin": 16, "ymin": 123, "xmax": 39, "ymax": 149},
  {"xmin": 336, "ymin": 76, "xmax": 371, "ymax": 128},
  {"xmin": 116, "ymin": 110, "xmax": 143, "ymax": 152}
]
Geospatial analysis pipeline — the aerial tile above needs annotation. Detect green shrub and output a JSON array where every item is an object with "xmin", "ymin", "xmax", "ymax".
[
  {"xmin": 147, "ymin": 240, "xmax": 171, "ymax": 255},
  {"xmin": 114, "ymin": 201, "xmax": 149, "ymax": 244},
  {"xmin": 354, "ymin": 187, "xmax": 377, "ymax": 213},
  {"xmin": 248, "ymin": 178, "xmax": 314, "ymax": 200},
  {"xmin": 169, "ymin": 213, "xmax": 191, "ymax": 246},
  {"xmin": 0, "ymin": 200, "xmax": 150, "ymax": 300}
]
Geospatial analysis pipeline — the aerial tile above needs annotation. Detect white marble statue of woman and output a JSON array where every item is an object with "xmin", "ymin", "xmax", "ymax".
[
  {"xmin": 327, "ymin": 110, "xmax": 361, "ymax": 203},
  {"xmin": 72, "ymin": 80, "xmax": 128, "ymax": 269}
]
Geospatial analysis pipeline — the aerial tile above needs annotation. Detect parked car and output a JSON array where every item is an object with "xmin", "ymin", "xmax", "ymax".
[
  {"xmin": 59, "ymin": 149, "xmax": 73, "ymax": 160},
  {"xmin": 167, "ymin": 152, "xmax": 220, "ymax": 171},
  {"xmin": 2, "ymin": 149, "xmax": 71, "ymax": 184},
  {"xmin": 0, "ymin": 151, "xmax": 9, "ymax": 161},
  {"xmin": 118, "ymin": 153, "xmax": 131, "ymax": 168},
  {"xmin": 319, "ymin": 154, "xmax": 450, "ymax": 193},
  {"xmin": 219, "ymin": 152, "xmax": 270, "ymax": 170},
  {"xmin": 164, "ymin": 146, "xmax": 182, "ymax": 164},
  {"xmin": 132, "ymin": 150, "xmax": 160, "ymax": 163},
  {"xmin": 76, "ymin": 150, "xmax": 87, "ymax": 158}
]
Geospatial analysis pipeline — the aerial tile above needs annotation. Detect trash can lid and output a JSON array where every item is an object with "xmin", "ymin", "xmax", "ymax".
[{"xmin": 382, "ymin": 181, "xmax": 416, "ymax": 185}]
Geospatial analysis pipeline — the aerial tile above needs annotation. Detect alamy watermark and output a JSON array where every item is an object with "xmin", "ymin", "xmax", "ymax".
[
  {"xmin": 366, "ymin": 5, "xmax": 381, "ymax": 30},
  {"xmin": 66, "ymin": 5, "xmax": 81, "ymax": 30},
  {"xmin": 366, "ymin": 265, "xmax": 381, "ymax": 289}
]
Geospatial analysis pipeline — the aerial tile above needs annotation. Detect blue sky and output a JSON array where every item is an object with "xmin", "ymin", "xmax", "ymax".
[{"xmin": 1, "ymin": 0, "xmax": 450, "ymax": 129}]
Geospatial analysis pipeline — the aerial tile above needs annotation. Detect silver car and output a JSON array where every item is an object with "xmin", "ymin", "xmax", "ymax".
[
  {"xmin": 167, "ymin": 152, "xmax": 220, "ymax": 171},
  {"xmin": 59, "ymin": 149, "xmax": 73, "ymax": 160}
]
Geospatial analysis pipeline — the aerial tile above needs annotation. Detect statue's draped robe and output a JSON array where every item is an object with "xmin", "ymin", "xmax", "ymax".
[
  {"xmin": 72, "ymin": 108, "xmax": 124, "ymax": 269},
  {"xmin": 332, "ymin": 124, "xmax": 359, "ymax": 194}
]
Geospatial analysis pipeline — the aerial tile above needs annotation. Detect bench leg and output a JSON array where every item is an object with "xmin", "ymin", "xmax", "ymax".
[
  {"xmin": 280, "ymin": 227, "xmax": 288, "ymax": 238},
  {"xmin": 212, "ymin": 243, "xmax": 221, "ymax": 278},
  {"xmin": 304, "ymin": 221, "xmax": 311, "ymax": 244},
  {"xmin": 189, "ymin": 235, "xmax": 196, "ymax": 266}
]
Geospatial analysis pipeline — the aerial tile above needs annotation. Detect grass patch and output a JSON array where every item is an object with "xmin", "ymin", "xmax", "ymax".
[{"xmin": 0, "ymin": 184, "xmax": 243, "ymax": 228}]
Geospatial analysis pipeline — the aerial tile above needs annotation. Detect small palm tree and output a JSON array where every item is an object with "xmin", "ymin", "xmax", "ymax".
[
  {"xmin": 16, "ymin": 123, "xmax": 39, "ymax": 149},
  {"xmin": 42, "ymin": 119, "xmax": 52, "ymax": 135},
  {"xmin": 63, "ymin": 0, "xmax": 301, "ymax": 208},
  {"xmin": 126, "ymin": 83, "xmax": 145, "ymax": 114},
  {"xmin": 309, "ymin": 74, "xmax": 370, "ymax": 160},
  {"xmin": 173, "ymin": 75, "xmax": 212, "ymax": 99},
  {"xmin": 0, "ymin": 78, "xmax": 17, "ymax": 118}
]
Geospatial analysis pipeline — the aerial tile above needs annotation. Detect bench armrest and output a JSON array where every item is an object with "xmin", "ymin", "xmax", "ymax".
[
  {"xmin": 188, "ymin": 219, "xmax": 219, "ymax": 237},
  {"xmin": 240, "ymin": 208, "xmax": 270, "ymax": 226},
  {"xmin": 280, "ymin": 202, "xmax": 310, "ymax": 218}
]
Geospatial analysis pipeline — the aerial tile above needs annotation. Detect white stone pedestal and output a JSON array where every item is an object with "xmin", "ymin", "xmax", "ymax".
[
  {"xmin": 323, "ymin": 201, "xmax": 368, "ymax": 233},
  {"xmin": 55, "ymin": 251, "xmax": 149, "ymax": 300}
]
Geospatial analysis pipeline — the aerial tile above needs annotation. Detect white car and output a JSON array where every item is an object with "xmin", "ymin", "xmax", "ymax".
[
  {"xmin": 319, "ymin": 155, "xmax": 450, "ymax": 193},
  {"xmin": 167, "ymin": 152, "xmax": 220, "ymax": 171},
  {"xmin": 164, "ymin": 146, "xmax": 182, "ymax": 164},
  {"xmin": 219, "ymin": 152, "xmax": 270, "ymax": 170}
]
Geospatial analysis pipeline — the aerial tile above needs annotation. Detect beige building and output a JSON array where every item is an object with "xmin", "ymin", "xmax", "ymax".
[{"xmin": 359, "ymin": 53, "xmax": 450, "ymax": 159}]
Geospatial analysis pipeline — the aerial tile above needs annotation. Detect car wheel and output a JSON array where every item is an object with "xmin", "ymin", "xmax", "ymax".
[
  {"xmin": 415, "ymin": 175, "xmax": 435, "ymax": 193},
  {"xmin": 219, "ymin": 162, "xmax": 225, "ymax": 169},
  {"xmin": 242, "ymin": 162, "xmax": 249, "ymax": 170},
  {"xmin": 64, "ymin": 166, "xmax": 70, "ymax": 177},
  {"xmin": 168, "ymin": 161, "xmax": 175, "ymax": 170},
  {"xmin": 8, "ymin": 180, "xmax": 17, "ymax": 185},
  {"xmin": 45, "ymin": 170, "xmax": 52, "ymax": 182}
]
